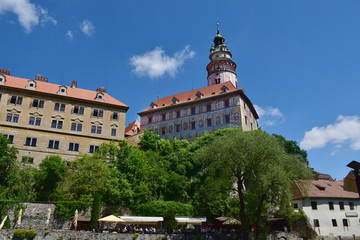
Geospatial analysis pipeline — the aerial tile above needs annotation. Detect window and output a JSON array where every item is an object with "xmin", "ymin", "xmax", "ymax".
[
  {"xmin": 10, "ymin": 96, "xmax": 22, "ymax": 105},
  {"xmin": 22, "ymin": 157, "xmax": 34, "ymax": 164},
  {"xmin": 32, "ymin": 99, "xmax": 44, "ymax": 108},
  {"xmin": 191, "ymin": 122, "xmax": 196, "ymax": 130},
  {"xmin": 207, "ymin": 104, "xmax": 211, "ymax": 112},
  {"xmin": 183, "ymin": 122, "xmax": 188, "ymax": 130},
  {"xmin": 6, "ymin": 113, "xmax": 19, "ymax": 123},
  {"xmin": 332, "ymin": 219, "xmax": 337, "ymax": 227},
  {"xmin": 245, "ymin": 116, "xmax": 248, "ymax": 125},
  {"xmin": 25, "ymin": 137, "xmax": 37, "ymax": 147},
  {"xmin": 111, "ymin": 128, "xmax": 117, "ymax": 136},
  {"xmin": 89, "ymin": 145, "xmax": 99, "ymax": 153},
  {"xmin": 313, "ymin": 219, "xmax": 320, "ymax": 227},
  {"xmin": 161, "ymin": 127, "xmax": 166, "ymax": 135},
  {"xmin": 349, "ymin": 202, "xmax": 354, "ymax": 210},
  {"xmin": 207, "ymin": 119, "xmax": 212, "ymax": 127},
  {"xmin": 73, "ymin": 106, "xmax": 84, "ymax": 115},
  {"xmin": 91, "ymin": 125, "xmax": 102, "ymax": 134},
  {"xmin": 224, "ymin": 99, "xmax": 230, "ymax": 108},
  {"xmin": 48, "ymin": 140, "xmax": 59, "ymax": 149},
  {"xmin": 93, "ymin": 109, "xmax": 103, "ymax": 118},
  {"xmin": 191, "ymin": 107, "xmax": 195, "ymax": 115},
  {"xmin": 329, "ymin": 201, "xmax": 334, "ymax": 210},
  {"xmin": 225, "ymin": 115, "xmax": 230, "ymax": 123},
  {"xmin": 4, "ymin": 134, "xmax": 14, "ymax": 144},
  {"xmin": 311, "ymin": 201, "xmax": 317, "ymax": 210},
  {"xmin": 339, "ymin": 202, "xmax": 345, "ymax": 210},
  {"xmin": 162, "ymin": 114, "xmax": 166, "ymax": 121},
  {"xmin": 342, "ymin": 219, "xmax": 349, "ymax": 227},
  {"xmin": 176, "ymin": 124, "xmax": 181, "ymax": 132},
  {"xmin": 51, "ymin": 120, "xmax": 63, "ymax": 129},
  {"xmin": 54, "ymin": 103, "xmax": 66, "ymax": 112},
  {"xmin": 29, "ymin": 116, "xmax": 41, "ymax": 126},
  {"xmin": 68, "ymin": 142, "xmax": 79, "ymax": 151},
  {"xmin": 71, "ymin": 123, "xmax": 82, "ymax": 132},
  {"xmin": 176, "ymin": 111, "xmax": 180, "ymax": 118},
  {"xmin": 148, "ymin": 116, "xmax": 152, "ymax": 124},
  {"xmin": 112, "ymin": 112, "xmax": 118, "ymax": 120},
  {"xmin": 293, "ymin": 203, "xmax": 298, "ymax": 209}
]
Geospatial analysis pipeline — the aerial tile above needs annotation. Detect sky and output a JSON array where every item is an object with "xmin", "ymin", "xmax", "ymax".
[{"xmin": 1, "ymin": 0, "xmax": 360, "ymax": 180}]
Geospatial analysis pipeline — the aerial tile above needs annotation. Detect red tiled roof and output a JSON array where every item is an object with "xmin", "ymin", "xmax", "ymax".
[
  {"xmin": 138, "ymin": 82, "xmax": 259, "ymax": 119},
  {"xmin": 125, "ymin": 119, "xmax": 140, "ymax": 136},
  {"xmin": 294, "ymin": 180, "xmax": 359, "ymax": 200},
  {"xmin": 2, "ymin": 75, "xmax": 128, "ymax": 108}
]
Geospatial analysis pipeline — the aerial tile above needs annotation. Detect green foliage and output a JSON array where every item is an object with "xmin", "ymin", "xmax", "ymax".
[
  {"xmin": 272, "ymin": 134, "xmax": 309, "ymax": 165},
  {"xmin": 135, "ymin": 201, "xmax": 195, "ymax": 216},
  {"xmin": 54, "ymin": 201, "xmax": 90, "ymax": 220},
  {"xmin": 14, "ymin": 229, "xmax": 27, "ymax": 239},
  {"xmin": 161, "ymin": 236, "xmax": 168, "ymax": 240},
  {"xmin": 3, "ymin": 215, "xmax": 10, "ymax": 229},
  {"xmin": 90, "ymin": 192, "xmax": 101, "ymax": 231},
  {"xmin": 27, "ymin": 229, "xmax": 37, "ymax": 240},
  {"xmin": 35, "ymin": 155, "xmax": 68, "ymax": 201},
  {"xmin": 133, "ymin": 233, "xmax": 140, "ymax": 239},
  {"xmin": 163, "ymin": 208, "xmax": 177, "ymax": 232}
]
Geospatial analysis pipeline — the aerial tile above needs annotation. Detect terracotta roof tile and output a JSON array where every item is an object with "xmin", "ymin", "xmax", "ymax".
[
  {"xmin": 125, "ymin": 119, "xmax": 141, "ymax": 136},
  {"xmin": 138, "ymin": 82, "xmax": 258, "ymax": 119},
  {"xmin": 294, "ymin": 180, "xmax": 359, "ymax": 199},
  {"xmin": 2, "ymin": 75, "xmax": 128, "ymax": 108}
]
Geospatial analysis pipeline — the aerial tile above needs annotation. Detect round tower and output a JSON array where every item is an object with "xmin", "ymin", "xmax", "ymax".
[{"xmin": 206, "ymin": 24, "xmax": 238, "ymax": 88}]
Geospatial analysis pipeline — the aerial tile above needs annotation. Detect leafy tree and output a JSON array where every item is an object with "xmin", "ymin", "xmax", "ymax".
[
  {"xmin": 0, "ymin": 134, "xmax": 19, "ymax": 192},
  {"xmin": 90, "ymin": 192, "xmax": 101, "ymax": 231},
  {"xmin": 195, "ymin": 129, "xmax": 312, "ymax": 240},
  {"xmin": 163, "ymin": 208, "xmax": 177, "ymax": 233},
  {"xmin": 67, "ymin": 153, "xmax": 111, "ymax": 201},
  {"xmin": 35, "ymin": 156, "xmax": 68, "ymax": 201},
  {"xmin": 272, "ymin": 134, "xmax": 308, "ymax": 165}
]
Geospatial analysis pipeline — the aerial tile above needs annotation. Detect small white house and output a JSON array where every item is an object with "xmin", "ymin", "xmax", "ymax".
[{"xmin": 293, "ymin": 179, "xmax": 360, "ymax": 237}]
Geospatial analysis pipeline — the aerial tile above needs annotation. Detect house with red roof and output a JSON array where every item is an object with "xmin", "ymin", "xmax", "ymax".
[
  {"xmin": 293, "ymin": 173, "xmax": 360, "ymax": 237},
  {"xmin": 0, "ymin": 69, "xmax": 128, "ymax": 165},
  {"xmin": 138, "ymin": 26, "xmax": 259, "ymax": 140}
]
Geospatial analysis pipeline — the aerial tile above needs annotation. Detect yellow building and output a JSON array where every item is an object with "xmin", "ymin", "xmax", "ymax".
[
  {"xmin": 138, "ymin": 26, "xmax": 259, "ymax": 140},
  {"xmin": 0, "ymin": 69, "xmax": 128, "ymax": 165}
]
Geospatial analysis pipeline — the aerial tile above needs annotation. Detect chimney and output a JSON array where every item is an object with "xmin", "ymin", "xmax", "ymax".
[
  {"xmin": 71, "ymin": 80, "xmax": 77, "ymax": 89},
  {"xmin": 35, "ymin": 74, "xmax": 48, "ymax": 82},
  {"xmin": 0, "ymin": 69, "xmax": 10, "ymax": 75},
  {"xmin": 96, "ymin": 87, "xmax": 106, "ymax": 93}
]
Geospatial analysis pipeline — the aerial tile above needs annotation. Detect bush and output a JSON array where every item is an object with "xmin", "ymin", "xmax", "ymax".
[
  {"xmin": 14, "ymin": 229, "xmax": 27, "ymax": 239},
  {"xmin": 133, "ymin": 233, "xmax": 140, "ymax": 239},
  {"xmin": 135, "ymin": 200, "xmax": 194, "ymax": 216},
  {"xmin": 27, "ymin": 229, "xmax": 37, "ymax": 240},
  {"xmin": 161, "ymin": 236, "xmax": 168, "ymax": 240}
]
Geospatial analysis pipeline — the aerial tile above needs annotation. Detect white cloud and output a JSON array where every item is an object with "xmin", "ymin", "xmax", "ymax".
[
  {"xmin": 254, "ymin": 105, "xmax": 285, "ymax": 126},
  {"xmin": 80, "ymin": 19, "xmax": 95, "ymax": 36},
  {"xmin": 66, "ymin": 30, "xmax": 73, "ymax": 40},
  {"xmin": 300, "ymin": 115, "xmax": 360, "ymax": 152},
  {"xmin": 130, "ymin": 46, "xmax": 196, "ymax": 79},
  {"xmin": 0, "ymin": 0, "xmax": 56, "ymax": 33}
]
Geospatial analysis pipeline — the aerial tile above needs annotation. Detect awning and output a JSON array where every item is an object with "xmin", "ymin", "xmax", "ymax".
[
  {"xmin": 175, "ymin": 217, "xmax": 206, "ymax": 225},
  {"xmin": 119, "ymin": 216, "xmax": 164, "ymax": 225}
]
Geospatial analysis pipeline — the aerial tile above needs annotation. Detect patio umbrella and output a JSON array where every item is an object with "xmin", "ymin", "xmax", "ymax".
[
  {"xmin": 17, "ymin": 209, "xmax": 22, "ymax": 225},
  {"xmin": 73, "ymin": 209, "xmax": 78, "ymax": 229},
  {"xmin": 98, "ymin": 215, "xmax": 125, "ymax": 223},
  {"xmin": 222, "ymin": 218, "xmax": 241, "ymax": 225},
  {"xmin": 0, "ymin": 215, "xmax": 8, "ymax": 229},
  {"xmin": 46, "ymin": 207, "xmax": 51, "ymax": 226}
]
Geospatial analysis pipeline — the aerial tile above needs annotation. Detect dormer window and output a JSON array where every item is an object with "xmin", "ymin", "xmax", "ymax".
[
  {"xmin": 196, "ymin": 91, "xmax": 203, "ymax": 99},
  {"xmin": 172, "ymin": 97, "xmax": 179, "ymax": 104},
  {"xmin": 221, "ymin": 85, "xmax": 229, "ymax": 93},
  {"xmin": 26, "ymin": 80, "xmax": 36, "ymax": 90},
  {"xmin": 95, "ymin": 92, "xmax": 104, "ymax": 101},
  {"xmin": 58, "ymin": 86, "xmax": 67, "ymax": 95},
  {"xmin": 0, "ymin": 74, "xmax": 5, "ymax": 84},
  {"xmin": 150, "ymin": 102, "xmax": 158, "ymax": 109}
]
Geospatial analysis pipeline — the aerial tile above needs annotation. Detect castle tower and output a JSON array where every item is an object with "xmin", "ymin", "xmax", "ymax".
[{"xmin": 206, "ymin": 23, "xmax": 238, "ymax": 88}]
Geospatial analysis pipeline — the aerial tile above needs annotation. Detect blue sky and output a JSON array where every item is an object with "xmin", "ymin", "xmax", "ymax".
[{"xmin": 1, "ymin": 0, "xmax": 360, "ymax": 180}]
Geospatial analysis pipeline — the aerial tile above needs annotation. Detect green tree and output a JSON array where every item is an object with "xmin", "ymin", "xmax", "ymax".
[
  {"xmin": 195, "ymin": 129, "xmax": 312, "ymax": 240},
  {"xmin": 0, "ymin": 134, "xmax": 19, "ymax": 194},
  {"xmin": 90, "ymin": 192, "xmax": 101, "ymax": 231},
  {"xmin": 35, "ymin": 156, "xmax": 68, "ymax": 201},
  {"xmin": 67, "ymin": 153, "xmax": 111, "ymax": 201},
  {"xmin": 163, "ymin": 208, "xmax": 177, "ymax": 233},
  {"xmin": 272, "ymin": 134, "xmax": 308, "ymax": 165}
]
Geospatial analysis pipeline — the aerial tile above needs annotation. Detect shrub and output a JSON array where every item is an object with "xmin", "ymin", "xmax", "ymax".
[
  {"xmin": 135, "ymin": 200, "xmax": 195, "ymax": 216},
  {"xmin": 14, "ymin": 229, "xmax": 27, "ymax": 239},
  {"xmin": 161, "ymin": 236, "xmax": 168, "ymax": 240},
  {"xmin": 133, "ymin": 233, "xmax": 140, "ymax": 239},
  {"xmin": 27, "ymin": 229, "xmax": 37, "ymax": 240}
]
